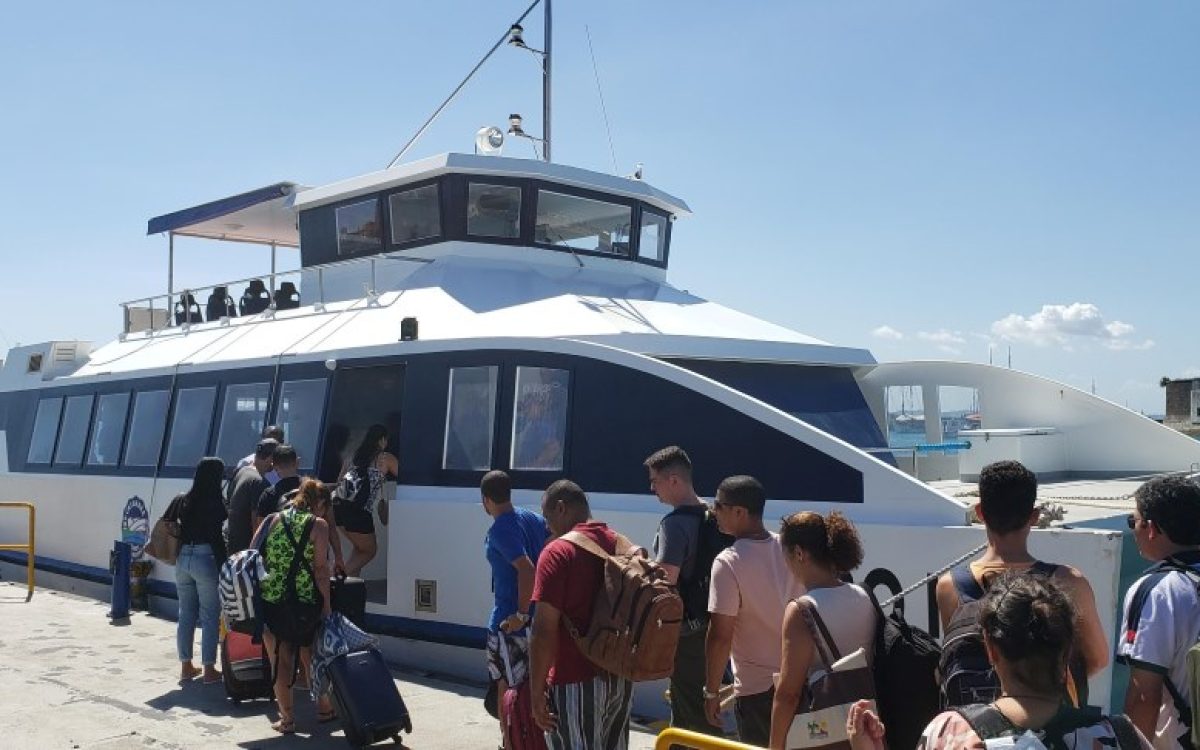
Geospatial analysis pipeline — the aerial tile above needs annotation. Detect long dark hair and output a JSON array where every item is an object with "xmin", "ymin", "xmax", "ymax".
[
  {"xmin": 180, "ymin": 456, "xmax": 225, "ymax": 517},
  {"xmin": 352, "ymin": 424, "xmax": 388, "ymax": 469},
  {"xmin": 980, "ymin": 572, "xmax": 1076, "ymax": 695}
]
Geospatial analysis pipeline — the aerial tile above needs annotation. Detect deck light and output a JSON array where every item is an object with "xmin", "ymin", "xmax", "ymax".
[
  {"xmin": 400, "ymin": 317, "xmax": 419, "ymax": 342},
  {"xmin": 508, "ymin": 24, "xmax": 525, "ymax": 48},
  {"xmin": 475, "ymin": 126, "xmax": 504, "ymax": 156},
  {"xmin": 508, "ymin": 114, "xmax": 526, "ymax": 137}
]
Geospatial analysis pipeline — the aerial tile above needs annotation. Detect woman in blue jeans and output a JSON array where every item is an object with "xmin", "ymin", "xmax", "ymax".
[{"xmin": 174, "ymin": 457, "xmax": 227, "ymax": 683}]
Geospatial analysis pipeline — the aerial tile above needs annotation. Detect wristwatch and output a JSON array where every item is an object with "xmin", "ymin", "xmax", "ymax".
[
  {"xmin": 702, "ymin": 686, "xmax": 720, "ymax": 701},
  {"xmin": 513, "ymin": 612, "xmax": 531, "ymax": 626}
]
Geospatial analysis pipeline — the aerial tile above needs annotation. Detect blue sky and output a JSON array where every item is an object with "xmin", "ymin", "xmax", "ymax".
[{"xmin": 0, "ymin": 1, "xmax": 1195, "ymax": 413}]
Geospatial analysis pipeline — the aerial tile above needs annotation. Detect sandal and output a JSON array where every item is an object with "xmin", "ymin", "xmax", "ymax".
[
  {"xmin": 271, "ymin": 716, "xmax": 296, "ymax": 734},
  {"xmin": 317, "ymin": 708, "xmax": 338, "ymax": 724}
]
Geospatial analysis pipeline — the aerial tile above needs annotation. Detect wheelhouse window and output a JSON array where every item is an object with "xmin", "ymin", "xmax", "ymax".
[
  {"xmin": 335, "ymin": 198, "xmax": 382, "ymax": 255},
  {"xmin": 389, "ymin": 184, "xmax": 441, "ymax": 245},
  {"xmin": 87, "ymin": 392, "xmax": 131, "ymax": 466},
  {"xmin": 510, "ymin": 367, "xmax": 569, "ymax": 471},
  {"xmin": 27, "ymin": 397, "xmax": 63, "ymax": 464},
  {"xmin": 535, "ymin": 191, "xmax": 632, "ymax": 255},
  {"xmin": 214, "ymin": 383, "xmax": 270, "ymax": 466},
  {"xmin": 467, "ymin": 183, "xmax": 521, "ymax": 239},
  {"xmin": 164, "ymin": 387, "xmax": 217, "ymax": 468},
  {"xmin": 275, "ymin": 379, "xmax": 327, "ymax": 471},
  {"xmin": 443, "ymin": 366, "xmax": 498, "ymax": 471},
  {"xmin": 53, "ymin": 395, "xmax": 94, "ymax": 466},
  {"xmin": 638, "ymin": 210, "xmax": 668, "ymax": 262},
  {"xmin": 125, "ymin": 390, "xmax": 170, "ymax": 467}
]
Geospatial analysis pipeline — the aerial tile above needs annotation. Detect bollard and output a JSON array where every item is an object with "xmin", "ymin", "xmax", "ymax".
[{"xmin": 109, "ymin": 540, "xmax": 132, "ymax": 620}]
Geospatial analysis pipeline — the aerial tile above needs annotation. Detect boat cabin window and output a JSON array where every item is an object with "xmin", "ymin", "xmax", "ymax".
[
  {"xmin": 125, "ymin": 390, "xmax": 171, "ymax": 467},
  {"xmin": 164, "ymin": 387, "xmax": 217, "ymax": 468},
  {"xmin": 215, "ymin": 383, "xmax": 270, "ymax": 466},
  {"xmin": 336, "ymin": 198, "xmax": 383, "ymax": 256},
  {"xmin": 87, "ymin": 392, "xmax": 130, "ymax": 466},
  {"xmin": 467, "ymin": 183, "xmax": 521, "ymax": 239},
  {"xmin": 27, "ymin": 397, "xmax": 64, "ymax": 464},
  {"xmin": 443, "ymin": 366, "xmax": 498, "ymax": 471},
  {"xmin": 389, "ymin": 184, "xmax": 441, "ymax": 245},
  {"xmin": 535, "ymin": 190, "xmax": 632, "ymax": 255},
  {"xmin": 275, "ymin": 379, "xmax": 327, "ymax": 471},
  {"xmin": 510, "ymin": 366, "xmax": 570, "ymax": 471},
  {"xmin": 638, "ymin": 210, "xmax": 668, "ymax": 262},
  {"xmin": 53, "ymin": 395, "xmax": 94, "ymax": 466}
]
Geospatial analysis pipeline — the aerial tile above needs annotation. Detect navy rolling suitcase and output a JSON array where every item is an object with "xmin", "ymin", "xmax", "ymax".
[
  {"xmin": 331, "ymin": 574, "xmax": 367, "ymax": 627},
  {"xmin": 328, "ymin": 648, "xmax": 412, "ymax": 747}
]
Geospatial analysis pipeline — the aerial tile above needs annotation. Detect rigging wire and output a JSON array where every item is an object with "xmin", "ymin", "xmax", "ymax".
[{"xmin": 585, "ymin": 24, "xmax": 619, "ymax": 173}]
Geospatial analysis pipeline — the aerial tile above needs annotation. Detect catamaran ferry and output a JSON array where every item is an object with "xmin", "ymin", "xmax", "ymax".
[{"xmin": 2, "ymin": 1, "xmax": 1197, "ymax": 716}]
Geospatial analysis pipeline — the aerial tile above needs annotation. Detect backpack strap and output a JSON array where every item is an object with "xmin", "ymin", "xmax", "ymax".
[
  {"xmin": 1108, "ymin": 715, "xmax": 1144, "ymax": 750},
  {"xmin": 1030, "ymin": 561, "xmax": 1059, "ymax": 576},
  {"xmin": 951, "ymin": 564, "xmax": 986, "ymax": 603},
  {"xmin": 561, "ymin": 529, "xmax": 632, "ymax": 559},
  {"xmin": 956, "ymin": 703, "xmax": 1018, "ymax": 740}
]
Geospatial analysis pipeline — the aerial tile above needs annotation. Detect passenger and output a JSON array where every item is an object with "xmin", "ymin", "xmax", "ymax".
[
  {"xmin": 645, "ymin": 445, "xmax": 727, "ymax": 740},
  {"xmin": 252, "ymin": 478, "xmax": 335, "ymax": 734},
  {"xmin": 174, "ymin": 456, "xmax": 228, "ymax": 684},
  {"xmin": 481, "ymin": 470, "xmax": 549, "ymax": 748},
  {"xmin": 335, "ymin": 424, "xmax": 398, "ymax": 577},
  {"xmin": 514, "ymin": 393, "xmax": 563, "ymax": 470},
  {"xmin": 530, "ymin": 479, "xmax": 633, "ymax": 750},
  {"xmin": 935, "ymin": 460, "xmax": 1108, "ymax": 706},
  {"xmin": 1118, "ymin": 475, "xmax": 1200, "ymax": 748},
  {"xmin": 224, "ymin": 438, "xmax": 276, "ymax": 554},
  {"xmin": 848, "ymin": 574, "xmax": 1150, "ymax": 750},
  {"xmin": 235, "ymin": 424, "xmax": 284, "ymax": 485},
  {"xmin": 704, "ymin": 475, "xmax": 803, "ymax": 747},
  {"xmin": 252, "ymin": 444, "xmax": 301, "ymax": 531},
  {"xmin": 769, "ymin": 511, "xmax": 877, "ymax": 750}
]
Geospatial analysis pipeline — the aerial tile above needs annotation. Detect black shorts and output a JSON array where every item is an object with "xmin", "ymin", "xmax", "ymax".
[
  {"xmin": 261, "ymin": 599, "xmax": 320, "ymax": 647},
  {"xmin": 335, "ymin": 503, "xmax": 375, "ymax": 534}
]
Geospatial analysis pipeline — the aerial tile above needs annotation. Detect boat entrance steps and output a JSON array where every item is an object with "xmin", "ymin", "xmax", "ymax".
[{"xmin": 0, "ymin": 501, "xmax": 36, "ymax": 600}]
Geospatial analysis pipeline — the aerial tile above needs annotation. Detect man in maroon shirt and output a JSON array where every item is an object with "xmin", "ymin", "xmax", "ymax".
[{"xmin": 529, "ymin": 479, "xmax": 633, "ymax": 750}]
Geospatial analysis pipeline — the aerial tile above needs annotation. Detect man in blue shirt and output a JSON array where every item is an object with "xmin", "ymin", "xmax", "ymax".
[{"xmin": 481, "ymin": 470, "xmax": 549, "ymax": 744}]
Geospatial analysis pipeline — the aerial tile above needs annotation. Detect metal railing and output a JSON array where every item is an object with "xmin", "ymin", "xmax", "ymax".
[
  {"xmin": 117, "ymin": 252, "xmax": 432, "ymax": 335},
  {"xmin": 654, "ymin": 728, "xmax": 761, "ymax": 750},
  {"xmin": 0, "ymin": 501, "xmax": 36, "ymax": 601}
]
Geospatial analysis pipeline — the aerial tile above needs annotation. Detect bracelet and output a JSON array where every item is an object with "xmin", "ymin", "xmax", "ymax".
[{"xmin": 702, "ymin": 686, "xmax": 720, "ymax": 700}]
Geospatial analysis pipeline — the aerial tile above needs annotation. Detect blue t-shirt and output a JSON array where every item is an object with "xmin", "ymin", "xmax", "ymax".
[{"xmin": 485, "ymin": 506, "xmax": 549, "ymax": 633}]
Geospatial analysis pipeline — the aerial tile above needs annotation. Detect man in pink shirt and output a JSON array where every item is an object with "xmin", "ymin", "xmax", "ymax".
[{"xmin": 703, "ymin": 475, "xmax": 803, "ymax": 747}]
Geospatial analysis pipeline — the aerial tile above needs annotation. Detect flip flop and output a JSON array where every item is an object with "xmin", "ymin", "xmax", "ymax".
[
  {"xmin": 317, "ymin": 706, "xmax": 338, "ymax": 723},
  {"xmin": 271, "ymin": 717, "xmax": 296, "ymax": 734}
]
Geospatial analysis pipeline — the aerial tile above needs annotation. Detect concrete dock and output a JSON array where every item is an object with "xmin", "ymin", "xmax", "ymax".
[{"xmin": 0, "ymin": 582, "xmax": 663, "ymax": 750}]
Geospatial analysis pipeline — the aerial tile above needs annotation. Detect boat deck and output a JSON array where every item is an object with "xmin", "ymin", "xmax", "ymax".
[
  {"xmin": 0, "ymin": 582, "xmax": 663, "ymax": 749},
  {"xmin": 930, "ymin": 476, "xmax": 1144, "ymax": 524}
]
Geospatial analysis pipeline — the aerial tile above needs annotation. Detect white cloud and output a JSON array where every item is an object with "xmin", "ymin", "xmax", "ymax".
[
  {"xmin": 917, "ymin": 328, "xmax": 966, "ymax": 355},
  {"xmin": 990, "ymin": 303, "xmax": 1152, "ymax": 350},
  {"xmin": 872, "ymin": 325, "xmax": 904, "ymax": 341}
]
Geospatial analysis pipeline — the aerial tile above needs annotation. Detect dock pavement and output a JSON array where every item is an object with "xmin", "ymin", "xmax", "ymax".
[{"xmin": 0, "ymin": 582, "xmax": 663, "ymax": 750}]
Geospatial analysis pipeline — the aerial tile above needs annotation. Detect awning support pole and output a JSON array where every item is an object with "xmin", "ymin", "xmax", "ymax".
[
  {"xmin": 167, "ymin": 232, "xmax": 175, "ymax": 321},
  {"xmin": 270, "ymin": 242, "xmax": 277, "ymax": 294}
]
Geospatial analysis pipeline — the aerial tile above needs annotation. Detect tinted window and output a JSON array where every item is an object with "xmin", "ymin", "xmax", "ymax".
[
  {"xmin": 467, "ymin": 183, "xmax": 521, "ymax": 238},
  {"xmin": 125, "ymin": 390, "xmax": 171, "ymax": 467},
  {"xmin": 510, "ymin": 367, "xmax": 569, "ymax": 471},
  {"xmin": 389, "ymin": 185, "xmax": 441, "ymax": 244},
  {"xmin": 535, "ymin": 190, "xmax": 632, "ymax": 254},
  {"xmin": 87, "ymin": 392, "xmax": 131, "ymax": 466},
  {"xmin": 335, "ymin": 198, "xmax": 382, "ymax": 256},
  {"xmin": 215, "ymin": 383, "xmax": 270, "ymax": 466},
  {"xmin": 275, "ymin": 379, "xmax": 327, "ymax": 471},
  {"xmin": 53, "ymin": 395, "xmax": 94, "ymax": 466},
  {"xmin": 638, "ymin": 210, "xmax": 668, "ymax": 262},
  {"xmin": 164, "ymin": 387, "xmax": 217, "ymax": 468},
  {"xmin": 27, "ymin": 397, "xmax": 63, "ymax": 464},
  {"xmin": 443, "ymin": 367, "xmax": 498, "ymax": 471}
]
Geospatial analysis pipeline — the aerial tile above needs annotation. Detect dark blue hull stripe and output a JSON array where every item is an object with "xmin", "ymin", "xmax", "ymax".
[{"xmin": 0, "ymin": 551, "xmax": 487, "ymax": 650}]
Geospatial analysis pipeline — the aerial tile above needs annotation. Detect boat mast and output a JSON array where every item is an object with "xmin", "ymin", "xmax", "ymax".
[{"xmin": 542, "ymin": 0, "xmax": 551, "ymax": 162}]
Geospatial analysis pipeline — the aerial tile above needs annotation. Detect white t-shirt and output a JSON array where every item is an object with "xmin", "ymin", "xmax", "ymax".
[
  {"xmin": 1117, "ymin": 560, "xmax": 1200, "ymax": 750},
  {"xmin": 709, "ymin": 532, "xmax": 804, "ymax": 696}
]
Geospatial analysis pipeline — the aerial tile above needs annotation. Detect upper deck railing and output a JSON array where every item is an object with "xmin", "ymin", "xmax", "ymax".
[{"xmin": 117, "ymin": 252, "xmax": 431, "ymax": 335}]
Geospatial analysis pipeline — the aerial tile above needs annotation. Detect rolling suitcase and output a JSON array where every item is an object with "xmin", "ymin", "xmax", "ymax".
[
  {"xmin": 220, "ymin": 629, "xmax": 273, "ymax": 703},
  {"xmin": 328, "ymin": 648, "xmax": 412, "ymax": 747},
  {"xmin": 331, "ymin": 574, "xmax": 367, "ymax": 627}
]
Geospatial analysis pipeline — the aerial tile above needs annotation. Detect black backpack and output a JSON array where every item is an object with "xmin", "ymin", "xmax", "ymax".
[
  {"xmin": 956, "ymin": 703, "xmax": 1143, "ymax": 750},
  {"xmin": 864, "ymin": 568, "xmax": 943, "ymax": 750},
  {"xmin": 939, "ymin": 561, "xmax": 1058, "ymax": 709},
  {"xmin": 666, "ymin": 505, "xmax": 733, "ymax": 624},
  {"xmin": 336, "ymin": 465, "xmax": 372, "ymax": 511}
]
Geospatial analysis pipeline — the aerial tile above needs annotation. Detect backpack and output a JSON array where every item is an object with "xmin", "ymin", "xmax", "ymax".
[
  {"xmin": 560, "ymin": 530, "xmax": 684, "ymax": 682},
  {"xmin": 863, "ymin": 569, "xmax": 943, "ymax": 750},
  {"xmin": 219, "ymin": 547, "xmax": 267, "ymax": 633},
  {"xmin": 956, "ymin": 703, "xmax": 1143, "ymax": 750},
  {"xmin": 940, "ymin": 561, "xmax": 1058, "ymax": 709},
  {"xmin": 336, "ymin": 465, "xmax": 372, "ymax": 511},
  {"xmin": 1119, "ymin": 555, "xmax": 1200, "ymax": 750},
  {"xmin": 666, "ymin": 505, "xmax": 733, "ymax": 625}
]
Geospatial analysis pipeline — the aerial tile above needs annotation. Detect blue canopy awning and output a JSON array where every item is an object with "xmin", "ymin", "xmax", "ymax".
[{"xmin": 146, "ymin": 181, "xmax": 305, "ymax": 247}]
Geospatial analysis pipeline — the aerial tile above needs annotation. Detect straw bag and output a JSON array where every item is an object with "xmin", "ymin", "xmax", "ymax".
[{"xmin": 145, "ymin": 494, "xmax": 185, "ymax": 564}]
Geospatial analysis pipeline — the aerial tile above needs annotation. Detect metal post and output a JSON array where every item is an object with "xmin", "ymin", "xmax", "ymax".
[
  {"xmin": 270, "ymin": 242, "xmax": 277, "ymax": 294},
  {"xmin": 318, "ymin": 267, "xmax": 325, "ymax": 306},
  {"xmin": 167, "ymin": 232, "xmax": 175, "ymax": 323},
  {"xmin": 543, "ymin": 0, "xmax": 552, "ymax": 162},
  {"xmin": 109, "ymin": 540, "xmax": 131, "ymax": 620}
]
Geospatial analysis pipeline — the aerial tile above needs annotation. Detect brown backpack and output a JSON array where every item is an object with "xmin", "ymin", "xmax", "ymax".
[{"xmin": 559, "ymin": 530, "xmax": 685, "ymax": 682}]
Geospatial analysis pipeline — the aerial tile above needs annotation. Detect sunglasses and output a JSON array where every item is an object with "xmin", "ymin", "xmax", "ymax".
[{"xmin": 1127, "ymin": 514, "xmax": 1148, "ymax": 530}]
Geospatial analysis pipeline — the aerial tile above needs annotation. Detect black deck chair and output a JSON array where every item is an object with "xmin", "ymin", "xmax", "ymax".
[
  {"xmin": 274, "ymin": 281, "xmax": 300, "ymax": 311},
  {"xmin": 239, "ymin": 279, "xmax": 271, "ymax": 315},
  {"xmin": 205, "ymin": 286, "xmax": 236, "ymax": 321},
  {"xmin": 174, "ymin": 293, "xmax": 203, "ymax": 325}
]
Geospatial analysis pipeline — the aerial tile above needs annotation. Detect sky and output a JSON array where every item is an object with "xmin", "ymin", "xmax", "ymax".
[{"xmin": 0, "ymin": 1, "xmax": 1196, "ymax": 414}]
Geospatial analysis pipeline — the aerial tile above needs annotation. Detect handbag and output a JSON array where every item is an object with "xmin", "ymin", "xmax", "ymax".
[
  {"xmin": 785, "ymin": 598, "xmax": 877, "ymax": 750},
  {"xmin": 145, "ymin": 494, "xmax": 185, "ymax": 565}
]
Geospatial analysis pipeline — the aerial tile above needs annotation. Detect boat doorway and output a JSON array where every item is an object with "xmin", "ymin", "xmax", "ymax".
[{"xmin": 321, "ymin": 363, "xmax": 405, "ymax": 605}]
